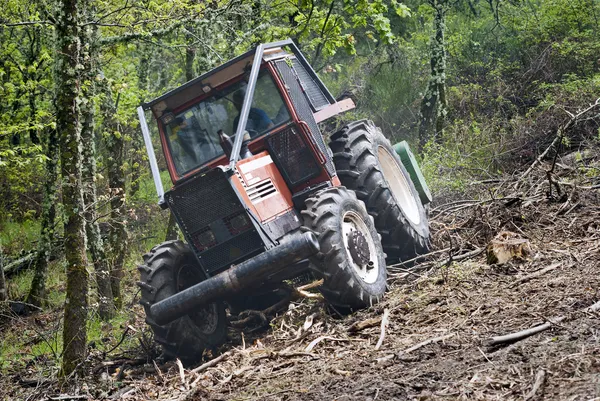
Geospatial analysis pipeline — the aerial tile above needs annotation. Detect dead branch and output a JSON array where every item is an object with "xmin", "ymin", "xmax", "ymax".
[
  {"xmin": 387, "ymin": 247, "xmax": 451, "ymax": 268},
  {"xmin": 348, "ymin": 316, "xmax": 381, "ymax": 333},
  {"xmin": 524, "ymin": 369, "xmax": 546, "ymax": 400},
  {"xmin": 304, "ymin": 336, "xmax": 360, "ymax": 352},
  {"xmin": 190, "ymin": 351, "xmax": 233, "ymax": 374},
  {"xmin": 511, "ymin": 262, "xmax": 562, "ymax": 288},
  {"xmin": 375, "ymin": 308, "xmax": 390, "ymax": 350},
  {"xmin": 399, "ymin": 333, "xmax": 455, "ymax": 355},
  {"xmin": 518, "ymin": 98, "xmax": 600, "ymax": 185},
  {"xmin": 487, "ymin": 300, "xmax": 600, "ymax": 346}
]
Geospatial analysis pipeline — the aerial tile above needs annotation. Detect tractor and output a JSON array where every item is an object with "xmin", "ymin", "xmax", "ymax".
[{"xmin": 136, "ymin": 39, "xmax": 431, "ymax": 360}]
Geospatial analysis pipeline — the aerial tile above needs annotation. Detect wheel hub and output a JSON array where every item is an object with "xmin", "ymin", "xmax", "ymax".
[
  {"xmin": 348, "ymin": 230, "xmax": 371, "ymax": 266},
  {"xmin": 341, "ymin": 210, "xmax": 380, "ymax": 284}
]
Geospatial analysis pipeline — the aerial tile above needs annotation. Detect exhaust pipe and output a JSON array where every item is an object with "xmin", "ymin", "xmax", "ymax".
[{"xmin": 151, "ymin": 231, "xmax": 320, "ymax": 325}]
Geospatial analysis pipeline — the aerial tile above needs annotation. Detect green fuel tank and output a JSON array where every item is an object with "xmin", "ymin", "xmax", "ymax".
[{"xmin": 393, "ymin": 141, "xmax": 432, "ymax": 205}]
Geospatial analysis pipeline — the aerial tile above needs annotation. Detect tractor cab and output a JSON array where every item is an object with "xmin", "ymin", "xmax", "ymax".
[{"xmin": 138, "ymin": 40, "xmax": 355, "ymax": 278}]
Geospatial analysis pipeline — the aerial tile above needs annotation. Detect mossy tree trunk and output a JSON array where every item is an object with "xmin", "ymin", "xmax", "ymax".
[
  {"xmin": 418, "ymin": 0, "xmax": 448, "ymax": 151},
  {"xmin": 0, "ymin": 245, "xmax": 6, "ymax": 302},
  {"xmin": 26, "ymin": 126, "xmax": 59, "ymax": 307},
  {"xmin": 101, "ymin": 87, "xmax": 128, "ymax": 309},
  {"xmin": 57, "ymin": 0, "xmax": 89, "ymax": 376},
  {"xmin": 129, "ymin": 48, "xmax": 149, "ymax": 197},
  {"xmin": 81, "ymin": 21, "xmax": 115, "ymax": 320}
]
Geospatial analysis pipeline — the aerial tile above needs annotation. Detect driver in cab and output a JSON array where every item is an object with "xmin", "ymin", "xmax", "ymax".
[{"xmin": 232, "ymin": 88, "xmax": 274, "ymax": 137}]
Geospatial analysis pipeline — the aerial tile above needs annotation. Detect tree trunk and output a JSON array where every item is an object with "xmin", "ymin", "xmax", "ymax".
[
  {"xmin": 165, "ymin": 213, "xmax": 179, "ymax": 241},
  {"xmin": 81, "ymin": 22, "xmax": 115, "ymax": 320},
  {"xmin": 57, "ymin": 0, "xmax": 89, "ymax": 376},
  {"xmin": 26, "ymin": 127, "xmax": 59, "ymax": 307},
  {"xmin": 130, "ymin": 48, "xmax": 149, "ymax": 197},
  {"xmin": 0, "ymin": 245, "xmax": 6, "ymax": 302},
  {"xmin": 102, "ymin": 89, "xmax": 128, "ymax": 309},
  {"xmin": 418, "ymin": 0, "xmax": 448, "ymax": 151}
]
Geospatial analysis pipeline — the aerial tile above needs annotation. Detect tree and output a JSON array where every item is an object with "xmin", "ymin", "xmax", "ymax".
[
  {"xmin": 418, "ymin": 0, "xmax": 449, "ymax": 151},
  {"xmin": 0, "ymin": 244, "xmax": 6, "ymax": 302},
  {"xmin": 81, "ymin": 20, "xmax": 115, "ymax": 320},
  {"xmin": 26, "ymin": 126, "xmax": 59, "ymax": 307},
  {"xmin": 100, "ymin": 83, "xmax": 128, "ymax": 309},
  {"xmin": 56, "ymin": 0, "xmax": 89, "ymax": 375}
]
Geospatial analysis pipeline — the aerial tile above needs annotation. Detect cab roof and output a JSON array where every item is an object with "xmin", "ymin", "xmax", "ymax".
[{"xmin": 142, "ymin": 47, "xmax": 289, "ymax": 119}]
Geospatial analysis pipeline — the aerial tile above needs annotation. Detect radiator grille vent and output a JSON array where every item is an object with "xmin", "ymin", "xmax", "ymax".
[{"xmin": 247, "ymin": 179, "xmax": 277, "ymax": 203}]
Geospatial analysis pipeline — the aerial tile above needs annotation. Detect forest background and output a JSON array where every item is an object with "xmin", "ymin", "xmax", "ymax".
[{"xmin": 0, "ymin": 0, "xmax": 599, "ymax": 378}]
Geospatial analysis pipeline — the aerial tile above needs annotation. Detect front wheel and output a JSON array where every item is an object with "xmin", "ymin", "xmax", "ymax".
[
  {"xmin": 137, "ymin": 240, "xmax": 227, "ymax": 362},
  {"xmin": 302, "ymin": 187, "xmax": 387, "ymax": 310}
]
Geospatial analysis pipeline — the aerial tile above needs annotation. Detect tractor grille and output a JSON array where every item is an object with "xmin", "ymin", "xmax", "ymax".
[
  {"xmin": 267, "ymin": 126, "xmax": 321, "ymax": 186},
  {"xmin": 274, "ymin": 59, "xmax": 336, "ymax": 177},
  {"xmin": 165, "ymin": 168, "xmax": 264, "ymax": 274}
]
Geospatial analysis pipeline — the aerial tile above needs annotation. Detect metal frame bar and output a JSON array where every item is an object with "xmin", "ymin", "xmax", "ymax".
[
  {"xmin": 226, "ymin": 39, "xmax": 334, "ymax": 169},
  {"xmin": 137, "ymin": 106, "xmax": 165, "ymax": 203}
]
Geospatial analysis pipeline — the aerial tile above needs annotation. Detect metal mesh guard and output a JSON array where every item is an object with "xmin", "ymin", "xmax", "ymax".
[
  {"xmin": 165, "ymin": 169, "xmax": 244, "ymax": 238},
  {"xmin": 274, "ymin": 59, "xmax": 336, "ymax": 176},
  {"xmin": 267, "ymin": 127, "xmax": 320, "ymax": 185}
]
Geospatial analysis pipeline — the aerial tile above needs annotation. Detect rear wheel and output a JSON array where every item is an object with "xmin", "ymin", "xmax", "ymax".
[
  {"xmin": 302, "ymin": 187, "xmax": 387, "ymax": 310},
  {"xmin": 330, "ymin": 120, "xmax": 430, "ymax": 261},
  {"xmin": 137, "ymin": 240, "xmax": 227, "ymax": 362}
]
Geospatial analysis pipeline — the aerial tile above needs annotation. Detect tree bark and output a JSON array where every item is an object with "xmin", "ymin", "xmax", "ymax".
[
  {"xmin": 0, "ymin": 245, "xmax": 7, "ymax": 302},
  {"xmin": 102, "ymin": 88, "xmax": 128, "ymax": 309},
  {"xmin": 418, "ymin": 0, "xmax": 448, "ymax": 151},
  {"xmin": 81, "ymin": 21, "xmax": 115, "ymax": 320},
  {"xmin": 57, "ymin": 0, "xmax": 89, "ymax": 376},
  {"xmin": 26, "ymin": 127, "xmax": 59, "ymax": 307}
]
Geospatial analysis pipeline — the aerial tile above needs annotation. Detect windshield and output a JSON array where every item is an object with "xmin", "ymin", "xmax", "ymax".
[{"xmin": 163, "ymin": 72, "xmax": 291, "ymax": 176}]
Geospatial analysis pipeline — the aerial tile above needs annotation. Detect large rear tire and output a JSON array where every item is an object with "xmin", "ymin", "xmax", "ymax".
[
  {"xmin": 137, "ymin": 240, "xmax": 227, "ymax": 362},
  {"xmin": 330, "ymin": 120, "xmax": 430, "ymax": 261},
  {"xmin": 302, "ymin": 187, "xmax": 387, "ymax": 310}
]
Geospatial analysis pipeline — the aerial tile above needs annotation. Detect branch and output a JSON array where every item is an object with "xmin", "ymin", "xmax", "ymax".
[
  {"xmin": 99, "ymin": 18, "xmax": 206, "ymax": 45},
  {"xmin": 0, "ymin": 20, "xmax": 52, "ymax": 27},
  {"xmin": 487, "ymin": 300, "xmax": 600, "ymax": 346},
  {"xmin": 517, "ymin": 98, "xmax": 600, "ymax": 184}
]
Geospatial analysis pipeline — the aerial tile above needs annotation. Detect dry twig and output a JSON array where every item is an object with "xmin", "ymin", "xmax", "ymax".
[
  {"xmin": 524, "ymin": 369, "xmax": 546, "ymax": 400},
  {"xmin": 375, "ymin": 308, "xmax": 390, "ymax": 350},
  {"xmin": 511, "ymin": 262, "xmax": 562, "ymax": 288},
  {"xmin": 488, "ymin": 300, "xmax": 600, "ymax": 346},
  {"xmin": 398, "ymin": 333, "xmax": 455, "ymax": 355}
]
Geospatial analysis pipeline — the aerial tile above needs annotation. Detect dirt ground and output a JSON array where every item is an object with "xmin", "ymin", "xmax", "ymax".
[{"xmin": 1, "ymin": 161, "xmax": 599, "ymax": 401}]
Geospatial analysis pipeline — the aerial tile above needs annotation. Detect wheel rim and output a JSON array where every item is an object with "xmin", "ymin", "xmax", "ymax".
[
  {"xmin": 176, "ymin": 264, "xmax": 219, "ymax": 334},
  {"xmin": 377, "ymin": 146, "xmax": 421, "ymax": 226},
  {"xmin": 341, "ymin": 211, "xmax": 380, "ymax": 284}
]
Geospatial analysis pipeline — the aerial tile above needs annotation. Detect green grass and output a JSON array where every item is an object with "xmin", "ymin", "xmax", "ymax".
[
  {"xmin": 0, "ymin": 218, "xmax": 40, "ymax": 257},
  {"xmin": 7, "ymin": 258, "xmax": 66, "ymax": 305}
]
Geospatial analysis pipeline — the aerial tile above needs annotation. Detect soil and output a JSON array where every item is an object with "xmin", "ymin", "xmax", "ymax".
[{"xmin": 1, "ymin": 160, "xmax": 599, "ymax": 401}]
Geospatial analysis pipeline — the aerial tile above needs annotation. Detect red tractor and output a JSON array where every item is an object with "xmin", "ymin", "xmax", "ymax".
[{"xmin": 136, "ymin": 39, "xmax": 430, "ymax": 360}]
